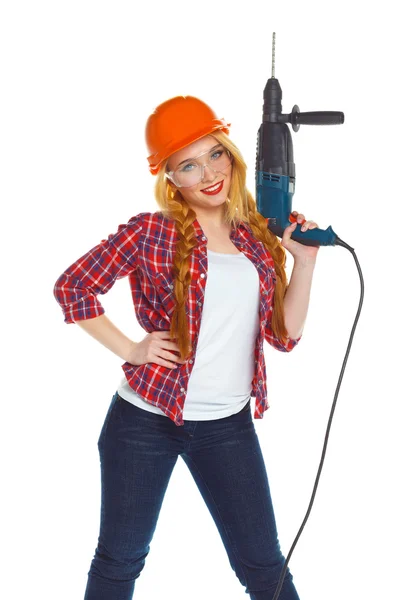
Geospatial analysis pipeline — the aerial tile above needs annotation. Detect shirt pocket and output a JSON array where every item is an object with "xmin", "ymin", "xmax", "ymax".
[{"xmin": 154, "ymin": 271, "xmax": 176, "ymax": 314}]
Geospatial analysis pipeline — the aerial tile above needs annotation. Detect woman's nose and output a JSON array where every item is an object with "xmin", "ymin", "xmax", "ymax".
[{"xmin": 201, "ymin": 164, "xmax": 217, "ymax": 183}]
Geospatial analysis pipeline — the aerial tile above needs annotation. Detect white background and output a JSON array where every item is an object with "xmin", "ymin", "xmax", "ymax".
[{"xmin": 2, "ymin": 2, "xmax": 395, "ymax": 599}]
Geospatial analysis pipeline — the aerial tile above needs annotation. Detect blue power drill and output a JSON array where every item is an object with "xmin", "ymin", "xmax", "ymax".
[
  {"xmin": 256, "ymin": 33, "xmax": 345, "ymax": 247},
  {"xmin": 256, "ymin": 34, "xmax": 363, "ymax": 600}
]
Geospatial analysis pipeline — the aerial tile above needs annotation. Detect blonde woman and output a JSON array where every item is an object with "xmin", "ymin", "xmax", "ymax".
[{"xmin": 54, "ymin": 95, "xmax": 319, "ymax": 600}]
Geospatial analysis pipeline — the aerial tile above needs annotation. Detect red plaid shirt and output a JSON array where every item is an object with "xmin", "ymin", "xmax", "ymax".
[{"xmin": 53, "ymin": 211, "xmax": 301, "ymax": 426}]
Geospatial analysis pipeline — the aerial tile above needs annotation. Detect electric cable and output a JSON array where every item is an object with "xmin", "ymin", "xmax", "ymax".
[{"xmin": 271, "ymin": 239, "xmax": 364, "ymax": 600}]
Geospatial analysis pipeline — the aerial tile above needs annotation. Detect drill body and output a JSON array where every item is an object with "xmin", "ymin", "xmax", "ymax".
[{"xmin": 255, "ymin": 77, "xmax": 343, "ymax": 246}]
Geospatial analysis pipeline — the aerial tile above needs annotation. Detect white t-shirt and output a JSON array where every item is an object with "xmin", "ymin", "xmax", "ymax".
[{"xmin": 117, "ymin": 248, "xmax": 260, "ymax": 420}]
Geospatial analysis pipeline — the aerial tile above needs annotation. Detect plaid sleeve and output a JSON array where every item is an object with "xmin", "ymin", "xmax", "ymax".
[
  {"xmin": 264, "ymin": 303, "xmax": 302, "ymax": 352},
  {"xmin": 53, "ymin": 213, "xmax": 143, "ymax": 324}
]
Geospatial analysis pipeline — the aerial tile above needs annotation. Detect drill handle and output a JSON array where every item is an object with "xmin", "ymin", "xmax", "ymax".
[
  {"xmin": 267, "ymin": 214, "xmax": 337, "ymax": 247},
  {"xmin": 288, "ymin": 222, "xmax": 337, "ymax": 247},
  {"xmin": 289, "ymin": 110, "xmax": 344, "ymax": 127}
]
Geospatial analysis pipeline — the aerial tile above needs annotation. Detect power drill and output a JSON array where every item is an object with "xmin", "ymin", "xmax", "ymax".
[
  {"xmin": 256, "ymin": 32, "xmax": 345, "ymax": 247},
  {"xmin": 255, "ymin": 33, "xmax": 363, "ymax": 600}
]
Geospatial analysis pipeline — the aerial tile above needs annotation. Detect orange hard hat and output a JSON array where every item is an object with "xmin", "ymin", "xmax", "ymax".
[{"xmin": 145, "ymin": 96, "xmax": 231, "ymax": 175}]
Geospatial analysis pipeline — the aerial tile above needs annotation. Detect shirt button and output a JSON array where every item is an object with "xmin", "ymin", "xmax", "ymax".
[
  {"xmin": 202, "ymin": 236, "xmax": 207, "ymax": 241},
  {"xmin": 200, "ymin": 273, "xmax": 206, "ymax": 278},
  {"xmin": 180, "ymin": 387, "xmax": 185, "ymax": 393},
  {"xmin": 189, "ymin": 359, "xmax": 193, "ymax": 364},
  {"xmin": 259, "ymin": 380, "xmax": 263, "ymax": 385},
  {"xmin": 197, "ymin": 301, "xmax": 202, "ymax": 306}
]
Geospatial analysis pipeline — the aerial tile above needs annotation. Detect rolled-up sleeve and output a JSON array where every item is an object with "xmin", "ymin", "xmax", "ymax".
[
  {"xmin": 264, "ymin": 304, "xmax": 302, "ymax": 352},
  {"xmin": 53, "ymin": 213, "xmax": 143, "ymax": 324}
]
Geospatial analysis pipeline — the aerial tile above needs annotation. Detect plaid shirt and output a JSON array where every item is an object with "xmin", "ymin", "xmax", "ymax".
[{"xmin": 53, "ymin": 211, "xmax": 301, "ymax": 426}]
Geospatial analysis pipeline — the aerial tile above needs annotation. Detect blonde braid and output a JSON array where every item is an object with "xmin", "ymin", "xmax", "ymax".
[
  {"xmin": 245, "ymin": 191, "xmax": 290, "ymax": 345},
  {"xmin": 165, "ymin": 188, "xmax": 198, "ymax": 359}
]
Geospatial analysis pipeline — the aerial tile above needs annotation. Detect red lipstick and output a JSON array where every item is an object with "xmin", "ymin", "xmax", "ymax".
[{"xmin": 201, "ymin": 180, "xmax": 224, "ymax": 195}]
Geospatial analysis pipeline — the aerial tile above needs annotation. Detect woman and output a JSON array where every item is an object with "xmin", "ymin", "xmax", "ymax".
[{"xmin": 53, "ymin": 95, "xmax": 319, "ymax": 600}]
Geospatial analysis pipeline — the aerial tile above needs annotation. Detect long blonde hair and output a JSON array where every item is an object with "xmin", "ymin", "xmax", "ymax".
[{"xmin": 154, "ymin": 131, "xmax": 290, "ymax": 361}]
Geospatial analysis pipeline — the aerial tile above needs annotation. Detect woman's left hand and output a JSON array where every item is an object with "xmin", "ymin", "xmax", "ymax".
[{"xmin": 281, "ymin": 211, "xmax": 320, "ymax": 262}]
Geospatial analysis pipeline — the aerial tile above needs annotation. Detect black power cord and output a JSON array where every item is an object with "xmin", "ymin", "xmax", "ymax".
[{"xmin": 271, "ymin": 237, "xmax": 364, "ymax": 600}]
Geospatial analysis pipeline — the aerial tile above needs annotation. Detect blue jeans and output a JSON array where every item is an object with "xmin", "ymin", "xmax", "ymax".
[{"xmin": 84, "ymin": 391, "xmax": 300, "ymax": 600}]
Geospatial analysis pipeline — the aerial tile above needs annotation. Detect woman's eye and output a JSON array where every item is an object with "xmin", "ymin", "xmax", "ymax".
[
  {"xmin": 180, "ymin": 162, "xmax": 197, "ymax": 173},
  {"xmin": 211, "ymin": 150, "xmax": 223, "ymax": 160}
]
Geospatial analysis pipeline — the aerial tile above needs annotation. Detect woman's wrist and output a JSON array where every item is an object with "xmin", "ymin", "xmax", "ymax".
[{"xmin": 292, "ymin": 255, "xmax": 317, "ymax": 270}]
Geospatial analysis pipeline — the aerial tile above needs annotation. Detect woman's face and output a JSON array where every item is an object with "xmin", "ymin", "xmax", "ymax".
[{"xmin": 166, "ymin": 135, "xmax": 232, "ymax": 219}]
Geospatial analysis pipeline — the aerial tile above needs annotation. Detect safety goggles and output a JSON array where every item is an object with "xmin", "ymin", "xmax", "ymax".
[{"xmin": 165, "ymin": 144, "xmax": 233, "ymax": 188}]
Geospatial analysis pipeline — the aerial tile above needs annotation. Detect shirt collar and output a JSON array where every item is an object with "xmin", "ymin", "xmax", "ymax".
[{"xmin": 192, "ymin": 217, "xmax": 253, "ymax": 241}]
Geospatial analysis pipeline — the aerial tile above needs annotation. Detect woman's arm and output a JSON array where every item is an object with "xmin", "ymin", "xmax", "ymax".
[
  {"xmin": 75, "ymin": 314, "xmax": 137, "ymax": 363},
  {"xmin": 283, "ymin": 256, "xmax": 317, "ymax": 340},
  {"xmin": 280, "ymin": 210, "xmax": 320, "ymax": 340}
]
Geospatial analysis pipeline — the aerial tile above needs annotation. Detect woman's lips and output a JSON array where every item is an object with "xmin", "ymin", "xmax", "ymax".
[{"xmin": 200, "ymin": 180, "xmax": 224, "ymax": 195}]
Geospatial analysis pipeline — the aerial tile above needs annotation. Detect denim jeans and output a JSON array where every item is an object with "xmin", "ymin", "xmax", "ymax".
[{"xmin": 84, "ymin": 391, "xmax": 300, "ymax": 600}]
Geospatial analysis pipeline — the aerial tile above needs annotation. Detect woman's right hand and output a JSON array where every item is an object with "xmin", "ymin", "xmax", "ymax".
[{"xmin": 127, "ymin": 331, "xmax": 187, "ymax": 369}]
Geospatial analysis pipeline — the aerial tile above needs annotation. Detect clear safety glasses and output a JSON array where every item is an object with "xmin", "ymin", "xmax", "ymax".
[{"xmin": 165, "ymin": 144, "xmax": 233, "ymax": 188}]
